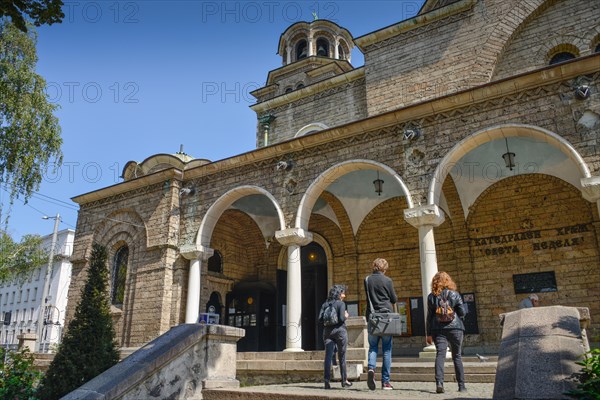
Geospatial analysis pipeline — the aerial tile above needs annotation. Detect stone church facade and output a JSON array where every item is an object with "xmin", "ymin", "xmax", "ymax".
[{"xmin": 67, "ymin": 0, "xmax": 600, "ymax": 354}]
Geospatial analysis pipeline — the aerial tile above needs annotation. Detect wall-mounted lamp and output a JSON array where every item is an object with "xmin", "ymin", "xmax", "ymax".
[
  {"xmin": 373, "ymin": 171, "xmax": 384, "ymax": 196},
  {"xmin": 502, "ymin": 138, "xmax": 516, "ymax": 171}
]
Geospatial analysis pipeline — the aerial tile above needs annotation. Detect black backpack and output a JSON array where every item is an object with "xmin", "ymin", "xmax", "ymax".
[
  {"xmin": 435, "ymin": 290, "xmax": 455, "ymax": 323},
  {"xmin": 321, "ymin": 301, "xmax": 339, "ymax": 326}
]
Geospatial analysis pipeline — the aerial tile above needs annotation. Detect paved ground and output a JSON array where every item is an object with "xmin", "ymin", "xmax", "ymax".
[{"xmin": 207, "ymin": 381, "xmax": 494, "ymax": 399}]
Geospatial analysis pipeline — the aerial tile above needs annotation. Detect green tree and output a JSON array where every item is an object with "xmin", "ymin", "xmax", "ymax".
[
  {"xmin": 0, "ymin": 347, "xmax": 42, "ymax": 399},
  {"xmin": 0, "ymin": 0, "xmax": 64, "ymax": 32},
  {"xmin": 37, "ymin": 243, "xmax": 120, "ymax": 400},
  {"xmin": 0, "ymin": 230, "xmax": 48, "ymax": 283},
  {"xmin": 0, "ymin": 19, "xmax": 62, "ymax": 222}
]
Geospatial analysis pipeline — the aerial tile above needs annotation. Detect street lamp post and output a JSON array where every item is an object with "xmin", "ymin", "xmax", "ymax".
[{"xmin": 36, "ymin": 214, "xmax": 60, "ymax": 352}]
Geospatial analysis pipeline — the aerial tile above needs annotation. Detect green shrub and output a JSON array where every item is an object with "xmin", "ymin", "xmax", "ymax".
[
  {"xmin": 566, "ymin": 348, "xmax": 600, "ymax": 399},
  {"xmin": 0, "ymin": 347, "xmax": 41, "ymax": 400}
]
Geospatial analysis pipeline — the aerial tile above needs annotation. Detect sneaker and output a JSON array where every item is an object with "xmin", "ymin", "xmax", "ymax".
[
  {"xmin": 367, "ymin": 369, "xmax": 376, "ymax": 391},
  {"xmin": 436, "ymin": 384, "xmax": 445, "ymax": 394},
  {"xmin": 382, "ymin": 382, "xmax": 394, "ymax": 390},
  {"xmin": 458, "ymin": 385, "xmax": 467, "ymax": 392},
  {"xmin": 324, "ymin": 382, "xmax": 331, "ymax": 390}
]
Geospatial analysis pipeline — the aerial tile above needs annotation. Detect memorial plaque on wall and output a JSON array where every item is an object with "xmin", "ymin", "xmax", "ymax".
[{"xmin": 513, "ymin": 271, "xmax": 557, "ymax": 294}]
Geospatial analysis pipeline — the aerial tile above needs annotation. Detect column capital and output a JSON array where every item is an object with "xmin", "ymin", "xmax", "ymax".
[
  {"xmin": 180, "ymin": 244, "xmax": 214, "ymax": 261},
  {"xmin": 275, "ymin": 228, "xmax": 313, "ymax": 247},
  {"xmin": 581, "ymin": 176, "xmax": 600, "ymax": 202},
  {"xmin": 404, "ymin": 205, "xmax": 445, "ymax": 228}
]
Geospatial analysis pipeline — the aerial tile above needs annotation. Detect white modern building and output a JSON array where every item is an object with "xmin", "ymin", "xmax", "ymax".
[{"xmin": 0, "ymin": 229, "xmax": 74, "ymax": 352}]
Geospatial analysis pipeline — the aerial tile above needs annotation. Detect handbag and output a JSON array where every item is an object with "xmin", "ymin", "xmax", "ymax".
[{"xmin": 365, "ymin": 276, "xmax": 403, "ymax": 336}]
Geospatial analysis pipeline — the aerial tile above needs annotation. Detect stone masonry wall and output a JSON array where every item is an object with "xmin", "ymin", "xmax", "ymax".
[
  {"xmin": 257, "ymin": 77, "xmax": 366, "ymax": 146},
  {"xmin": 467, "ymin": 174, "xmax": 600, "ymax": 344},
  {"xmin": 361, "ymin": 0, "xmax": 595, "ymax": 116},
  {"xmin": 493, "ymin": 0, "xmax": 600, "ymax": 79},
  {"xmin": 66, "ymin": 179, "xmax": 184, "ymax": 347}
]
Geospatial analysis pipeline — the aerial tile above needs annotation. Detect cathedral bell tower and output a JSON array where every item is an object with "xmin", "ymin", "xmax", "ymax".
[{"xmin": 250, "ymin": 19, "xmax": 356, "ymax": 147}]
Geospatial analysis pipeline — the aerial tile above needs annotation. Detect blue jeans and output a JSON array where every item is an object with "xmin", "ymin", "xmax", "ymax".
[{"xmin": 367, "ymin": 333, "xmax": 392, "ymax": 383}]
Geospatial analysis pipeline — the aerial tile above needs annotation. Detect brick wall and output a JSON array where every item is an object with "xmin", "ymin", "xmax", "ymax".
[
  {"xmin": 467, "ymin": 174, "xmax": 600, "ymax": 343},
  {"xmin": 493, "ymin": 0, "xmax": 600, "ymax": 79},
  {"xmin": 257, "ymin": 78, "xmax": 367, "ymax": 146}
]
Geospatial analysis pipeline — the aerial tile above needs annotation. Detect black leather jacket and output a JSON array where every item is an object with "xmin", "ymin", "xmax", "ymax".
[{"xmin": 426, "ymin": 289, "xmax": 467, "ymax": 335}]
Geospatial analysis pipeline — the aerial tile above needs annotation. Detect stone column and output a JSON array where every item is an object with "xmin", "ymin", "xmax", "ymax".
[
  {"xmin": 286, "ymin": 45, "xmax": 292, "ymax": 64},
  {"xmin": 404, "ymin": 205, "xmax": 445, "ymax": 357},
  {"xmin": 307, "ymin": 34, "xmax": 314, "ymax": 57},
  {"xmin": 333, "ymin": 38, "xmax": 339, "ymax": 59},
  {"xmin": 275, "ymin": 228, "xmax": 313, "ymax": 352},
  {"xmin": 181, "ymin": 244, "xmax": 214, "ymax": 324}
]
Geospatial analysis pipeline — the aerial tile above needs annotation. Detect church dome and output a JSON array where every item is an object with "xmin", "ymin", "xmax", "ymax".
[{"xmin": 277, "ymin": 19, "xmax": 354, "ymax": 66}]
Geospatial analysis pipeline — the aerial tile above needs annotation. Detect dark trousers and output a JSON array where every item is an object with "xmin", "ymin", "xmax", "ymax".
[
  {"xmin": 433, "ymin": 329, "xmax": 465, "ymax": 386},
  {"xmin": 323, "ymin": 326, "xmax": 348, "ymax": 383}
]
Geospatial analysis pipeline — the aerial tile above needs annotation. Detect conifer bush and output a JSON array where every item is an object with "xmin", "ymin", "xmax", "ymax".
[{"xmin": 37, "ymin": 243, "xmax": 119, "ymax": 399}]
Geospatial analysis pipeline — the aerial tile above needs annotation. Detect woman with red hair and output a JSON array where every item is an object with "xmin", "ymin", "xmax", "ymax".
[{"xmin": 426, "ymin": 271, "xmax": 468, "ymax": 394}]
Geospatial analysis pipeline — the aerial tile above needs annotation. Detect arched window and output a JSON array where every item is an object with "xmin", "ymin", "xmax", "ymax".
[
  {"xmin": 284, "ymin": 87, "xmax": 293, "ymax": 94},
  {"xmin": 595, "ymin": 43, "xmax": 600, "ymax": 53},
  {"xmin": 112, "ymin": 246, "xmax": 129, "ymax": 305},
  {"xmin": 296, "ymin": 83, "xmax": 305, "ymax": 90},
  {"xmin": 549, "ymin": 51, "xmax": 576, "ymax": 65},
  {"xmin": 207, "ymin": 251, "xmax": 223, "ymax": 273},
  {"xmin": 296, "ymin": 40, "xmax": 307, "ymax": 60},
  {"xmin": 338, "ymin": 44, "xmax": 345, "ymax": 60},
  {"xmin": 316, "ymin": 38, "xmax": 329, "ymax": 57}
]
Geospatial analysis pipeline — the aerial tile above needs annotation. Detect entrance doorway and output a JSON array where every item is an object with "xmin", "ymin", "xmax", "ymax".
[{"xmin": 300, "ymin": 242, "xmax": 327, "ymax": 350}]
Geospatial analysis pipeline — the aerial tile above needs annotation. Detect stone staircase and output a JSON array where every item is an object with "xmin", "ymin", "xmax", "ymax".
[
  {"xmin": 237, "ymin": 351, "xmax": 497, "ymax": 385},
  {"xmin": 237, "ymin": 348, "xmax": 368, "ymax": 385},
  {"xmin": 360, "ymin": 356, "xmax": 497, "ymax": 383}
]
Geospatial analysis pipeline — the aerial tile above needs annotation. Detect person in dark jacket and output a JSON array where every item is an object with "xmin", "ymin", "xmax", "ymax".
[
  {"xmin": 426, "ymin": 271, "xmax": 468, "ymax": 394},
  {"xmin": 318, "ymin": 284, "xmax": 351, "ymax": 389},
  {"xmin": 364, "ymin": 258, "xmax": 397, "ymax": 391}
]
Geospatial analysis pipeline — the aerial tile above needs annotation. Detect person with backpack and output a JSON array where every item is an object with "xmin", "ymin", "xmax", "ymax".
[
  {"xmin": 318, "ymin": 284, "xmax": 351, "ymax": 389},
  {"xmin": 426, "ymin": 271, "xmax": 468, "ymax": 394}
]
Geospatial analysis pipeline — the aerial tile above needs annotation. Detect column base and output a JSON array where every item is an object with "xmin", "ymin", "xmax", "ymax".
[
  {"xmin": 418, "ymin": 344, "xmax": 450, "ymax": 359},
  {"xmin": 283, "ymin": 347, "xmax": 304, "ymax": 352}
]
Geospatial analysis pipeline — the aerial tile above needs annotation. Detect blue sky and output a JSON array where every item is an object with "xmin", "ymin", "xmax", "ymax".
[{"xmin": 3, "ymin": 0, "xmax": 425, "ymax": 240}]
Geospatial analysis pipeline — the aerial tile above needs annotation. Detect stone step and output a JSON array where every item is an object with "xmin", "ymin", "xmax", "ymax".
[
  {"xmin": 237, "ymin": 348, "xmax": 367, "ymax": 361},
  {"xmin": 361, "ymin": 372, "xmax": 496, "ymax": 383}
]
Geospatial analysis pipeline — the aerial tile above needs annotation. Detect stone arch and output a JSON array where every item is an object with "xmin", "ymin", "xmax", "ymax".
[
  {"xmin": 196, "ymin": 185, "xmax": 285, "ymax": 247},
  {"xmin": 428, "ymin": 124, "xmax": 592, "ymax": 207},
  {"xmin": 93, "ymin": 209, "xmax": 147, "ymax": 249},
  {"xmin": 487, "ymin": 0, "xmax": 576, "ymax": 79},
  {"xmin": 296, "ymin": 160, "xmax": 413, "ymax": 231},
  {"xmin": 586, "ymin": 27, "xmax": 600, "ymax": 53},
  {"xmin": 539, "ymin": 40, "xmax": 582, "ymax": 65},
  {"xmin": 91, "ymin": 209, "xmax": 147, "ymax": 347},
  {"xmin": 295, "ymin": 122, "xmax": 329, "ymax": 137}
]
